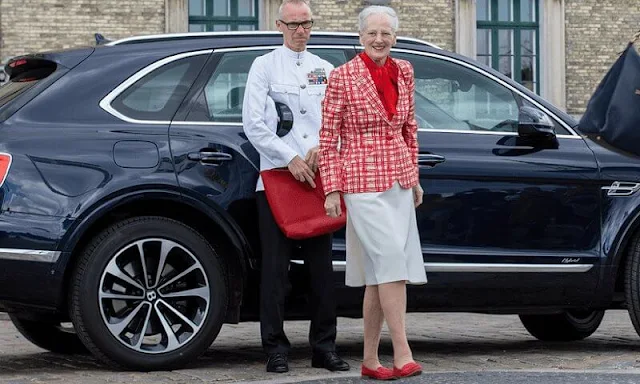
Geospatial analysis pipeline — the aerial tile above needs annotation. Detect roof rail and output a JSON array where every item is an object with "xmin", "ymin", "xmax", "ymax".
[{"xmin": 105, "ymin": 31, "xmax": 442, "ymax": 50}]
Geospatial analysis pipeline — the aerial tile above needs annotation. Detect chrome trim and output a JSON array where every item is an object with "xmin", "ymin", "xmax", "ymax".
[
  {"xmin": 424, "ymin": 263, "xmax": 593, "ymax": 273},
  {"xmin": 386, "ymin": 47, "xmax": 578, "ymax": 137},
  {"xmin": 0, "ymin": 152, "xmax": 13, "ymax": 187},
  {"xmin": 105, "ymin": 31, "xmax": 440, "ymax": 49},
  {"xmin": 0, "ymin": 248, "xmax": 61, "ymax": 263},
  {"xmin": 291, "ymin": 260, "xmax": 593, "ymax": 273},
  {"xmin": 602, "ymin": 181, "xmax": 640, "ymax": 197},
  {"xmin": 173, "ymin": 121, "xmax": 243, "ymax": 126},
  {"xmin": 213, "ymin": 44, "xmax": 355, "ymax": 53},
  {"xmin": 416, "ymin": 128, "xmax": 580, "ymax": 140},
  {"xmin": 99, "ymin": 50, "xmax": 213, "ymax": 124}
]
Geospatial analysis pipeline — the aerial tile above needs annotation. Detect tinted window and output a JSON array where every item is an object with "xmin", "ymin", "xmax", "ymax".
[
  {"xmin": 112, "ymin": 54, "xmax": 208, "ymax": 121},
  {"xmin": 0, "ymin": 64, "xmax": 57, "ymax": 108},
  {"xmin": 0, "ymin": 81, "xmax": 39, "ymax": 108},
  {"xmin": 188, "ymin": 48, "xmax": 348, "ymax": 123},
  {"xmin": 393, "ymin": 52, "xmax": 570, "ymax": 135}
]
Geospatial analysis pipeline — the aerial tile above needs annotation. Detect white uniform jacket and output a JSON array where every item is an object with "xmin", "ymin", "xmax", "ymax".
[{"xmin": 242, "ymin": 45, "xmax": 334, "ymax": 191}]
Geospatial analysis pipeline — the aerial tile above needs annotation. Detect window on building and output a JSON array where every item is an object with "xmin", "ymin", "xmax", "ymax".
[
  {"xmin": 189, "ymin": 0, "xmax": 259, "ymax": 32},
  {"xmin": 476, "ymin": 0, "xmax": 539, "ymax": 93}
]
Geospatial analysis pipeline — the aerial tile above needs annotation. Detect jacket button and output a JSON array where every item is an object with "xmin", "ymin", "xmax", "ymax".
[
  {"xmin": 303, "ymin": 134, "xmax": 308, "ymax": 138},
  {"xmin": 386, "ymin": 135, "xmax": 393, "ymax": 141},
  {"xmin": 300, "ymin": 84, "xmax": 307, "ymax": 89},
  {"xmin": 300, "ymin": 109, "xmax": 307, "ymax": 114}
]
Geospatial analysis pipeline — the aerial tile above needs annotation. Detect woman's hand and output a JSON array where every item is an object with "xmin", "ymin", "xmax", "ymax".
[
  {"xmin": 413, "ymin": 184, "xmax": 423, "ymax": 208},
  {"xmin": 304, "ymin": 146, "xmax": 319, "ymax": 173},
  {"xmin": 287, "ymin": 155, "xmax": 316, "ymax": 188},
  {"xmin": 324, "ymin": 191, "xmax": 342, "ymax": 217}
]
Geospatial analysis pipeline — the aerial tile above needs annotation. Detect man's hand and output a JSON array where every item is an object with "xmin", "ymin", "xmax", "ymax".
[
  {"xmin": 324, "ymin": 191, "xmax": 342, "ymax": 218},
  {"xmin": 413, "ymin": 184, "xmax": 423, "ymax": 208},
  {"xmin": 288, "ymin": 155, "xmax": 316, "ymax": 188},
  {"xmin": 304, "ymin": 146, "xmax": 319, "ymax": 173}
]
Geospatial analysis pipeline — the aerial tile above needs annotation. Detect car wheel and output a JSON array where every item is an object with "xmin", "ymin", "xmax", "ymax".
[
  {"xmin": 625, "ymin": 234, "xmax": 640, "ymax": 338},
  {"xmin": 519, "ymin": 310, "xmax": 605, "ymax": 341},
  {"xmin": 70, "ymin": 216, "xmax": 228, "ymax": 371},
  {"xmin": 9, "ymin": 314, "xmax": 88, "ymax": 354}
]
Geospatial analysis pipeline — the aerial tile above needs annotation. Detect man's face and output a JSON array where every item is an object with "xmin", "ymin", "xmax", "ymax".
[{"xmin": 276, "ymin": 2, "xmax": 313, "ymax": 52}]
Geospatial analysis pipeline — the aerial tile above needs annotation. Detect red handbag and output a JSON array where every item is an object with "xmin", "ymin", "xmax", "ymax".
[{"xmin": 260, "ymin": 168, "xmax": 346, "ymax": 239}]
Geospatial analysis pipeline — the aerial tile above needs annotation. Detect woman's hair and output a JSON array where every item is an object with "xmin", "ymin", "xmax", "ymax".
[
  {"xmin": 358, "ymin": 5, "xmax": 399, "ymax": 32},
  {"xmin": 278, "ymin": 0, "xmax": 312, "ymax": 19}
]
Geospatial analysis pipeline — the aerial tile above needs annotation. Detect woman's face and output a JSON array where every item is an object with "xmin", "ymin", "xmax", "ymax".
[{"xmin": 359, "ymin": 13, "xmax": 396, "ymax": 65}]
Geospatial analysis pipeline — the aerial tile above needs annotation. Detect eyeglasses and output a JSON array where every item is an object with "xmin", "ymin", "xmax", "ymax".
[{"xmin": 278, "ymin": 19, "xmax": 314, "ymax": 30}]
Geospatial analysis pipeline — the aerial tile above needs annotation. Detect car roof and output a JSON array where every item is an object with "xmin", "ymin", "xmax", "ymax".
[{"xmin": 103, "ymin": 30, "xmax": 442, "ymax": 50}]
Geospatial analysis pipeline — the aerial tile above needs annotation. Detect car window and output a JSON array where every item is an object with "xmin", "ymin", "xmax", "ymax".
[
  {"xmin": 393, "ymin": 52, "xmax": 570, "ymax": 135},
  {"xmin": 111, "ymin": 54, "xmax": 208, "ymax": 121},
  {"xmin": 188, "ymin": 48, "xmax": 348, "ymax": 123}
]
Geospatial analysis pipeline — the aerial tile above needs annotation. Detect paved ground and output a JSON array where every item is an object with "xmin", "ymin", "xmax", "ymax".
[{"xmin": 2, "ymin": 310, "xmax": 640, "ymax": 383}]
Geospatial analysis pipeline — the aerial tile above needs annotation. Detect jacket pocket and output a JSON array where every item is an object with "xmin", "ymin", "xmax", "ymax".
[
  {"xmin": 270, "ymin": 83, "xmax": 299, "ymax": 95},
  {"xmin": 306, "ymin": 84, "xmax": 326, "ymax": 96}
]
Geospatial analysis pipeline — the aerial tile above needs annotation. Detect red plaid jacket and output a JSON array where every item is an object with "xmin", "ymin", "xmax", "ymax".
[{"xmin": 318, "ymin": 55, "xmax": 419, "ymax": 195}]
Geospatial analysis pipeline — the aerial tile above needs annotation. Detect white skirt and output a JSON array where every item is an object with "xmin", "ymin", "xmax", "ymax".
[{"xmin": 343, "ymin": 181, "xmax": 428, "ymax": 287}]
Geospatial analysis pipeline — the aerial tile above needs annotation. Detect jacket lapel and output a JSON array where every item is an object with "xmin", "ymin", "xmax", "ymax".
[
  {"xmin": 391, "ymin": 65, "xmax": 408, "ymax": 126},
  {"xmin": 352, "ymin": 56, "xmax": 391, "ymax": 124}
]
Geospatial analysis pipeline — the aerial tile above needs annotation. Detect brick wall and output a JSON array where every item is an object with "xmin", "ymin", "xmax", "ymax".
[
  {"xmin": 2, "ymin": 0, "xmax": 636, "ymax": 117},
  {"xmin": 0, "ymin": 0, "xmax": 166, "ymax": 63},
  {"xmin": 565, "ymin": 0, "xmax": 640, "ymax": 115},
  {"xmin": 310, "ymin": 0, "xmax": 455, "ymax": 51}
]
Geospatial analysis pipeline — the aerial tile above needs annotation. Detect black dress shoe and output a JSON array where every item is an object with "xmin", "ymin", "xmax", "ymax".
[
  {"xmin": 311, "ymin": 351, "xmax": 350, "ymax": 371},
  {"xmin": 266, "ymin": 353, "xmax": 289, "ymax": 373}
]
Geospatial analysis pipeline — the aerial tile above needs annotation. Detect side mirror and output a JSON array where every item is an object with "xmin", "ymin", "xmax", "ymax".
[
  {"xmin": 518, "ymin": 106, "xmax": 556, "ymax": 138},
  {"xmin": 274, "ymin": 101, "xmax": 294, "ymax": 137}
]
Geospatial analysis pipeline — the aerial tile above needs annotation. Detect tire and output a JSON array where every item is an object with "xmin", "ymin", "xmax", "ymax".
[
  {"xmin": 625, "ymin": 233, "xmax": 640, "ymax": 337},
  {"xmin": 70, "ymin": 216, "xmax": 228, "ymax": 371},
  {"xmin": 9, "ymin": 314, "xmax": 88, "ymax": 354},
  {"xmin": 519, "ymin": 310, "xmax": 605, "ymax": 341}
]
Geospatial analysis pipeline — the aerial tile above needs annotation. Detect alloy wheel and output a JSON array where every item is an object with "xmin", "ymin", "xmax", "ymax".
[{"xmin": 98, "ymin": 238, "xmax": 210, "ymax": 354}]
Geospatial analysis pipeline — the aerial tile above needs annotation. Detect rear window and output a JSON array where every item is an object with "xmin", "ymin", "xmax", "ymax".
[{"xmin": 0, "ymin": 64, "xmax": 57, "ymax": 108}]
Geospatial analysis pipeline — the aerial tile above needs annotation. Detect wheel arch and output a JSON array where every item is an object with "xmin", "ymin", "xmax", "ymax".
[{"xmin": 56, "ymin": 189, "xmax": 252, "ymax": 323}]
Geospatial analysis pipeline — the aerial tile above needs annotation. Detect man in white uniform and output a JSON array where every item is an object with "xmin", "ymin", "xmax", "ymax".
[{"xmin": 241, "ymin": 0, "xmax": 349, "ymax": 375}]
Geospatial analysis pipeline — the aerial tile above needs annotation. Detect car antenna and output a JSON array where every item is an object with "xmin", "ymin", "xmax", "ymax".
[{"xmin": 94, "ymin": 33, "xmax": 112, "ymax": 45}]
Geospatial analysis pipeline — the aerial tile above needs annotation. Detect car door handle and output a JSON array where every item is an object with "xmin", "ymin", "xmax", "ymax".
[
  {"xmin": 417, "ymin": 153, "xmax": 445, "ymax": 167},
  {"xmin": 188, "ymin": 151, "xmax": 233, "ymax": 164}
]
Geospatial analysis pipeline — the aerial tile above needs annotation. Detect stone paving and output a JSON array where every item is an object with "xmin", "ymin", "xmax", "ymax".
[{"xmin": 2, "ymin": 310, "xmax": 640, "ymax": 383}]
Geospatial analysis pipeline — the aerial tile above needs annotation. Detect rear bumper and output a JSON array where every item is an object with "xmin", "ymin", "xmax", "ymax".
[
  {"xmin": 0, "ymin": 254, "xmax": 62, "ymax": 313},
  {"xmin": 0, "ymin": 211, "xmax": 68, "ymax": 313}
]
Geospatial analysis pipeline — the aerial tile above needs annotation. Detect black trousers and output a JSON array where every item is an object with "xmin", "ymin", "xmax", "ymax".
[{"xmin": 256, "ymin": 192, "xmax": 337, "ymax": 355}]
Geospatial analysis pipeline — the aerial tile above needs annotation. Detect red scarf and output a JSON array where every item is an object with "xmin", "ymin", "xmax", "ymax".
[{"xmin": 360, "ymin": 52, "xmax": 398, "ymax": 119}]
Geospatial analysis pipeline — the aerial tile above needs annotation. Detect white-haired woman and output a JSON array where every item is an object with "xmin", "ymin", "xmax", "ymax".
[{"xmin": 318, "ymin": 5, "xmax": 427, "ymax": 381}]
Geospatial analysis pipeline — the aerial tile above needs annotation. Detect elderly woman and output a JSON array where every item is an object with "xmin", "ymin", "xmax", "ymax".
[{"xmin": 318, "ymin": 5, "xmax": 427, "ymax": 381}]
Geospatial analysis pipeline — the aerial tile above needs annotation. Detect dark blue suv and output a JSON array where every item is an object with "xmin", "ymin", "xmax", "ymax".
[{"xmin": 1, "ymin": 31, "xmax": 639, "ymax": 371}]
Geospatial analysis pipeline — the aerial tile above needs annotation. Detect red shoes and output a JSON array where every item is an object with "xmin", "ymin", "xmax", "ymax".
[
  {"xmin": 361, "ymin": 362, "xmax": 422, "ymax": 380},
  {"xmin": 393, "ymin": 361, "xmax": 423, "ymax": 378},
  {"xmin": 361, "ymin": 365, "xmax": 396, "ymax": 380}
]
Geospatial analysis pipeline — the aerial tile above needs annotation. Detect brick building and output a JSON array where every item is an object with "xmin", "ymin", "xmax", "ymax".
[{"xmin": 0, "ymin": 0, "xmax": 638, "ymax": 116}]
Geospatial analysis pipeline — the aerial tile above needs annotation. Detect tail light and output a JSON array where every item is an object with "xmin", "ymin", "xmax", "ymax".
[{"xmin": 0, "ymin": 153, "xmax": 12, "ymax": 187}]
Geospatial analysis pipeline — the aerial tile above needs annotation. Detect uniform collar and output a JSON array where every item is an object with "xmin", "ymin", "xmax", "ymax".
[{"xmin": 280, "ymin": 44, "xmax": 307, "ymax": 60}]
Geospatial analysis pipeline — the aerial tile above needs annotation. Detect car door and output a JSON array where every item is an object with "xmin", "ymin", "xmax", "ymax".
[
  {"xmin": 392, "ymin": 49, "xmax": 602, "ymax": 309},
  {"xmin": 168, "ymin": 45, "xmax": 354, "ymax": 314}
]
